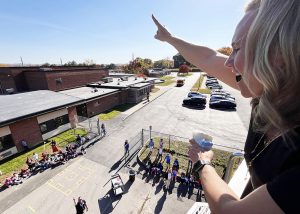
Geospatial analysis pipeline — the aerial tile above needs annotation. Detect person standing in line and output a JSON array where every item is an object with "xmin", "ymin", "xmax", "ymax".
[
  {"xmin": 146, "ymin": 92, "xmax": 150, "ymax": 102},
  {"xmin": 20, "ymin": 140, "xmax": 29, "ymax": 151},
  {"xmin": 165, "ymin": 153, "xmax": 171, "ymax": 169},
  {"xmin": 165, "ymin": 169, "xmax": 172, "ymax": 190},
  {"xmin": 124, "ymin": 140, "xmax": 129, "ymax": 157},
  {"xmin": 149, "ymin": 138, "xmax": 154, "ymax": 152},
  {"xmin": 101, "ymin": 123, "xmax": 106, "ymax": 136}
]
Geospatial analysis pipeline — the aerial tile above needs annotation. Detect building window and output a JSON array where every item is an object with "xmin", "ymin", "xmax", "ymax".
[
  {"xmin": 0, "ymin": 134, "xmax": 15, "ymax": 153},
  {"xmin": 39, "ymin": 114, "xmax": 69, "ymax": 134}
]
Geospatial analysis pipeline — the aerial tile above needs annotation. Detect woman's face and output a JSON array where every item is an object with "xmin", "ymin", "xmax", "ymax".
[{"xmin": 225, "ymin": 10, "xmax": 264, "ymax": 98}]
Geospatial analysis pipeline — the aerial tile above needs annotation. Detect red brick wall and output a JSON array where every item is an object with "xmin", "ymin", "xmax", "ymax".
[
  {"xmin": 9, "ymin": 117, "xmax": 43, "ymax": 152},
  {"xmin": 86, "ymin": 92, "xmax": 121, "ymax": 117},
  {"xmin": 68, "ymin": 106, "xmax": 78, "ymax": 128},
  {"xmin": 46, "ymin": 70, "xmax": 108, "ymax": 91},
  {"xmin": 24, "ymin": 71, "xmax": 48, "ymax": 91}
]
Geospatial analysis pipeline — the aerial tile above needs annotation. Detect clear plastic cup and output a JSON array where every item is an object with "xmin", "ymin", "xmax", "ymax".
[{"xmin": 193, "ymin": 132, "xmax": 213, "ymax": 151}]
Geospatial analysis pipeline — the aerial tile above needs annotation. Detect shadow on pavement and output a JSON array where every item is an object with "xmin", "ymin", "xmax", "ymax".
[
  {"xmin": 154, "ymin": 190, "xmax": 167, "ymax": 214},
  {"xmin": 181, "ymin": 104, "xmax": 206, "ymax": 110},
  {"xmin": 98, "ymin": 189, "xmax": 122, "ymax": 214},
  {"xmin": 154, "ymin": 179, "xmax": 164, "ymax": 195},
  {"xmin": 108, "ymin": 158, "xmax": 123, "ymax": 173}
]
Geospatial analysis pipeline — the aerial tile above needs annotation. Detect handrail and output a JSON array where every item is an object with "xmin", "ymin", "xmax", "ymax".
[{"xmin": 223, "ymin": 151, "xmax": 244, "ymax": 183}]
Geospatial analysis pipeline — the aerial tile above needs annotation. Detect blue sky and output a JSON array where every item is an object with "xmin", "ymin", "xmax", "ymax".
[{"xmin": 0, "ymin": 0, "xmax": 246, "ymax": 65}]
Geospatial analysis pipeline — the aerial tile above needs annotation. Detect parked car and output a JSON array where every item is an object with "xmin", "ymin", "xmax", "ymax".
[
  {"xmin": 205, "ymin": 80, "xmax": 219, "ymax": 86},
  {"xmin": 209, "ymin": 99, "xmax": 236, "ymax": 109},
  {"xmin": 183, "ymin": 96, "xmax": 206, "ymax": 107},
  {"xmin": 211, "ymin": 89, "xmax": 231, "ymax": 96},
  {"xmin": 210, "ymin": 94, "xmax": 235, "ymax": 102},
  {"xmin": 177, "ymin": 79, "xmax": 185, "ymax": 87},
  {"xmin": 207, "ymin": 84, "xmax": 223, "ymax": 89},
  {"xmin": 188, "ymin": 91, "xmax": 207, "ymax": 98},
  {"xmin": 211, "ymin": 94, "xmax": 235, "ymax": 100}
]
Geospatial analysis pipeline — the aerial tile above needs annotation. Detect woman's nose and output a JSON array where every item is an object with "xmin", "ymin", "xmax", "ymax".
[{"xmin": 224, "ymin": 55, "xmax": 234, "ymax": 68}]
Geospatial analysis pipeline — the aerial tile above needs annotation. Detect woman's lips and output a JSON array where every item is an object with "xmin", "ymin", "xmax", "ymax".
[{"xmin": 235, "ymin": 74, "xmax": 242, "ymax": 82}]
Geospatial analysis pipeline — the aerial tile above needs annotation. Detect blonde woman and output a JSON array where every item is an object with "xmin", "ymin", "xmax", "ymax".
[{"xmin": 153, "ymin": 0, "xmax": 299, "ymax": 213}]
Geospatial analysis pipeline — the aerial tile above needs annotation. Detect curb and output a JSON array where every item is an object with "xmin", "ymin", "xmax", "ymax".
[{"xmin": 122, "ymin": 87, "xmax": 171, "ymax": 121}]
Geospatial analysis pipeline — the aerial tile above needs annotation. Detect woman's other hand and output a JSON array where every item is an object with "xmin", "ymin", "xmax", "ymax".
[
  {"xmin": 188, "ymin": 139, "xmax": 214, "ymax": 163},
  {"xmin": 152, "ymin": 14, "xmax": 172, "ymax": 42}
]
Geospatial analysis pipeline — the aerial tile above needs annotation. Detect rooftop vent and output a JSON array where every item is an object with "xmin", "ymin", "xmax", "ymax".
[
  {"xmin": 40, "ymin": 68, "xmax": 53, "ymax": 71},
  {"xmin": 121, "ymin": 76, "xmax": 128, "ymax": 81},
  {"xmin": 102, "ymin": 77, "xmax": 113, "ymax": 83}
]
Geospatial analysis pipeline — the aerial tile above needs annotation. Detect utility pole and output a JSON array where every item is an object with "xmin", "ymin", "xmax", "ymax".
[{"xmin": 20, "ymin": 56, "xmax": 24, "ymax": 66}]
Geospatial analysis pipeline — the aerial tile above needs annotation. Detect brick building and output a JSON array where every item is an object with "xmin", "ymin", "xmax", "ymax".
[
  {"xmin": 59, "ymin": 87, "xmax": 127, "ymax": 118},
  {"xmin": 0, "ymin": 66, "xmax": 108, "ymax": 94},
  {"xmin": 0, "ymin": 91, "xmax": 81, "ymax": 159}
]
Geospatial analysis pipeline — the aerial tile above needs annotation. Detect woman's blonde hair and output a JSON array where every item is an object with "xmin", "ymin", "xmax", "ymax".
[{"xmin": 245, "ymin": 0, "xmax": 300, "ymax": 133}]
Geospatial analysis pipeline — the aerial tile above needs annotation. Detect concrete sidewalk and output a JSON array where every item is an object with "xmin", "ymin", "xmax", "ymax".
[{"xmin": 122, "ymin": 85, "xmax": 173, "ymax": 120}]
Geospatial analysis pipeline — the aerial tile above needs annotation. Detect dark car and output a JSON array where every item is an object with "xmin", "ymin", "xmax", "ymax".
[
  {"xmin": 205, "ymin": 80, "xmax": 219, "ymax": 86},
  {"xmin": 209, "ymin": 99, "xmax": 236, "ymax": 109},
  {"xmin": 187, "ymin": 92, "xmax": 207, "ymax": 98},
  {"xmin": 183, "ymin": 96, "xmax": 206, "ymax": 107},
  {"xmin": 210, "ymin": 94, "xmax": 235, "ymax": 101},
  {"xmin": 207, "ymin": 84, "xmax": 223, "ymax": 89}
]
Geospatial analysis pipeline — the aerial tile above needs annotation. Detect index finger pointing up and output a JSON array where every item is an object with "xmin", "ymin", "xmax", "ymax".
[{"xmin": 152, "ymin": 14, "xmax": 164, "ymax": 28}]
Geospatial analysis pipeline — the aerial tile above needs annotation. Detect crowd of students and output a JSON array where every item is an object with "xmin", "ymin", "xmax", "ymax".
[
  {"xmin": 145, "ymin": 139, "xmax": 201, "ymax": 191},
  {"xmin": 2, "ymin": 135, "xmax": 88, "ymax": 189}
]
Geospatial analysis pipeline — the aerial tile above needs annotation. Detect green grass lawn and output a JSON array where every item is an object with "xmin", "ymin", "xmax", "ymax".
[
  {"xmin": 0, "ymin": 128, "xmax": 87, "ymax": 182},
  {"xmin": 191, "ymin": 74, "xmax": 211, "ymax": 94},
  {"xmin": 158, "ymin": 76, "xmax": 176, "ymax": 86},
  {"xmin": 177, "ymin": 73, "xmax": 192, "ymax": 77},
  {"xmin": 98, "ymin": 104, "xmax": 135, "ymax": 120},
  {"xmin": 139, "ymin": 137, "xmax": 239, "ymax": 178}
]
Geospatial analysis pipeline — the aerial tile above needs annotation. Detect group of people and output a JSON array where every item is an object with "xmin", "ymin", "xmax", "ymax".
[
  {"xmin": 2, "ymin": 136, "xmax": 88, "ymax": 189},
  {"xmin": 145, "ymin": 151, "xmax": 199, "ymax": 191}
]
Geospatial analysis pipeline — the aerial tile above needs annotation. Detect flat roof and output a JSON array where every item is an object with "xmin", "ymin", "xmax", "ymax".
[
  {"xmin": 0, "ymin": 90, "xmax": 82, "ymax": 127},
  {"xmin": 130, "ymin": 83, "xmax": 150, "ymax": 88},
  {"xmin": 89, "ymin": 77, "xmax": 156, "ymax": 89},
  {"xmin": 59, "ymin": 87, "xmax": 119, "ymax": 100}
]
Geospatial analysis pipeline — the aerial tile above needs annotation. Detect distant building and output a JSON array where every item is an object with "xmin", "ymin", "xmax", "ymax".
[{"xmin": 0, "ymin": 66, "xmax": 108, "ymax": 94}]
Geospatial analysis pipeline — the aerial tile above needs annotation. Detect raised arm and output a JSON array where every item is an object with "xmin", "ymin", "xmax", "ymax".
[{"xmin": 152, "ymin": 15, "xmax": 238, "ymax": 90}]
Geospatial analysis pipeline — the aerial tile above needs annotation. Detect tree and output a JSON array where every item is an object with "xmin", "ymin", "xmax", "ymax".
[
  {"xmin": 173, "ymin": 53, "xmax": 192, "ymax": 68},
  {"xmin": 105, "ymin": 63, "xmax": 116, "ymax": 69},
  {"xmin": 217, "ymin": 47, "xmax": 232, "ymax": 56},
  {"xmin": 179, "ymin": 64, "xmax": 190, "ymax": 74},
  {"xmin": 83, "ymin": 59, "xmax": 96, "ymax": 66},
  {"xmin": 41, "ymin": 63, "xmax": 50, "ymax": 67},
  {"xmin": 153, "ymin": 59, "xmax": 173, "ymax": 68},
  {"xmin": 64, "ymin": 60, "xmax": 77, "ymax": 66},
  {"xmin": 123, "ymin": 57, "xmax": 153, "ymax": 74}
]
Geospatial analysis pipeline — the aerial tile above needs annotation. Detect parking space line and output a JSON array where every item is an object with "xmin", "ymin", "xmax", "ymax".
[{"xmin": 27, "ymin": 205, "xmax": 36, "ymax": 213}]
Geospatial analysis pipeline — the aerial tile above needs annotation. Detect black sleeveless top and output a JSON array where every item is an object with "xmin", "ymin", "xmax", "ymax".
[{"xmin": 242, "ymin": 118, "xmax": 300, "ymax": 213}]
